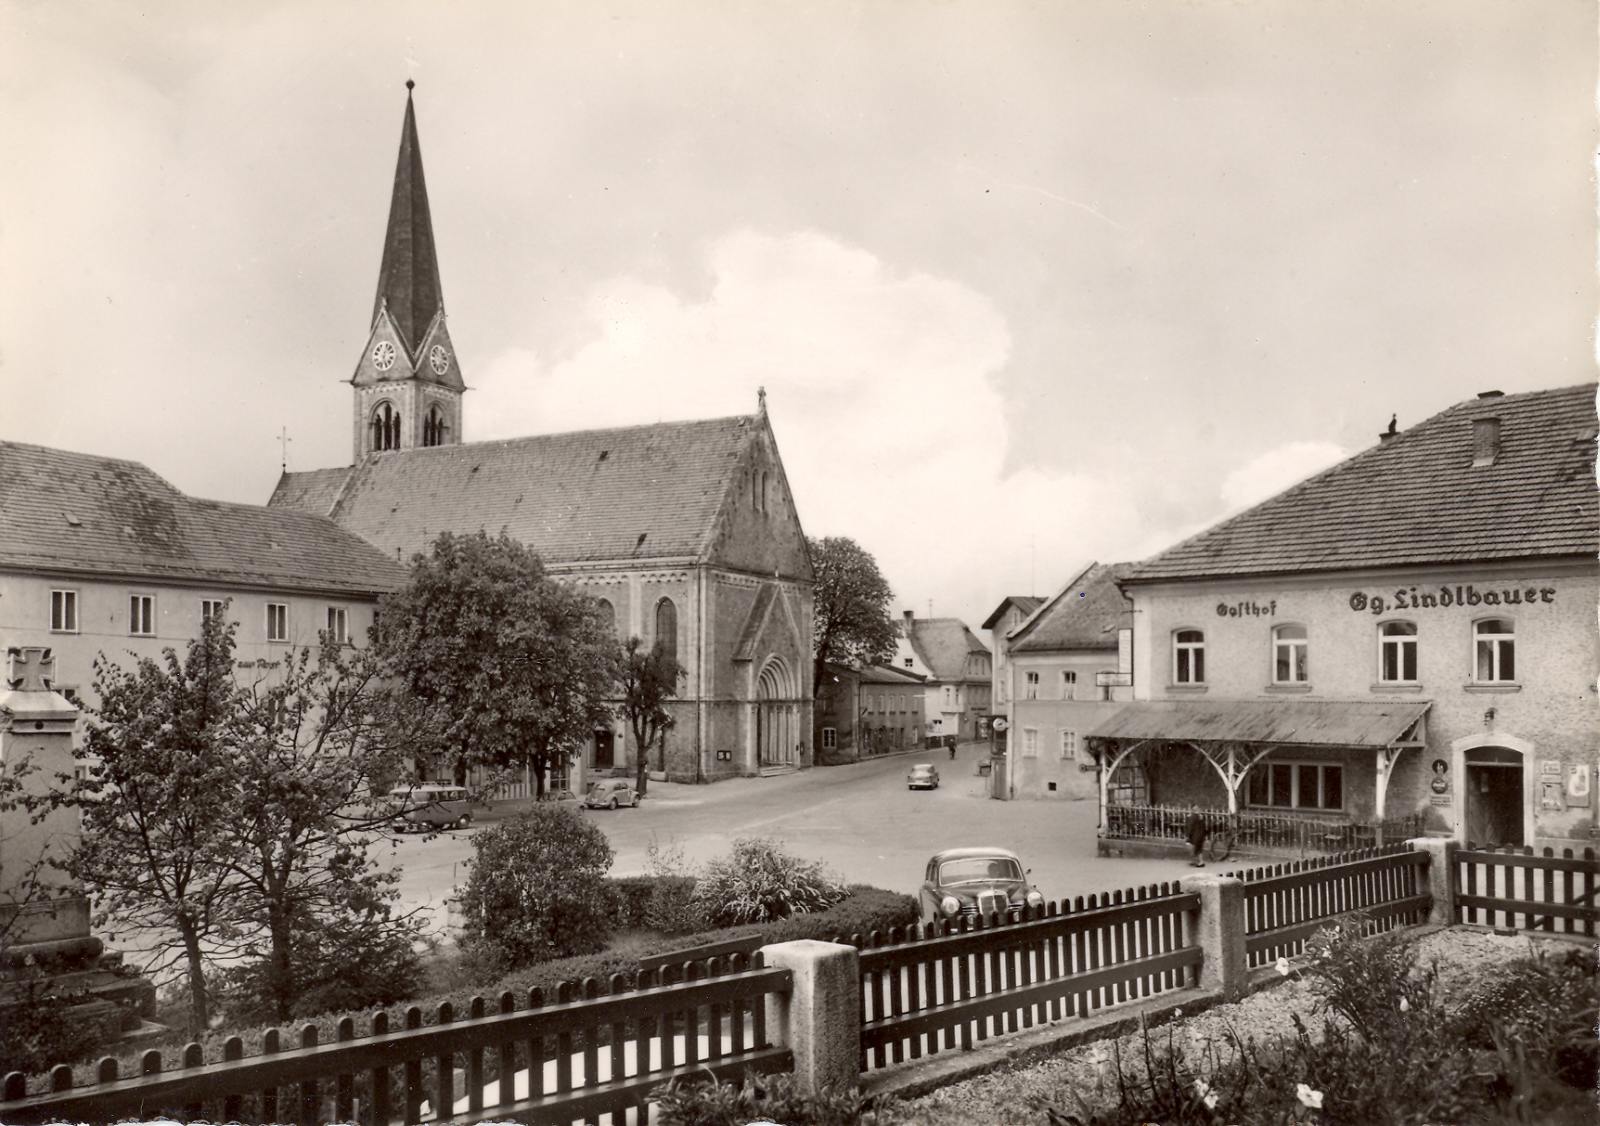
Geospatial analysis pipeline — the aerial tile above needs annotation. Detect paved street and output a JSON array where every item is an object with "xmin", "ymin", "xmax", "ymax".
[{"xmin": 380, "ymin": 743, "xmax": 1201, "ymax": 935}]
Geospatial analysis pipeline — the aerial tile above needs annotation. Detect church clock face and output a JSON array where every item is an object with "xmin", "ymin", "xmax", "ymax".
[
  {"xmin": 429, "ymin": 345, "xmax": 451, "ymax": 375},
  {"xmin": 371, "ymin": 340, "xmax": 396, "ymax": 372}
]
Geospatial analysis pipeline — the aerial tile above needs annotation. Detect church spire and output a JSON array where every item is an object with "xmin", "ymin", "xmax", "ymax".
[{"xmin": 373, "ymin": 80, "xmax": 444, "ymax": 355}]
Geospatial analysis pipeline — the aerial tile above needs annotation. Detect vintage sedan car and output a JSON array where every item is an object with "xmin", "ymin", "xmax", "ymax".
[
  {"xmin": 389, "ymin": 783, "xmax": 473, "ymax": 833},
  {"xmin": 907, "ymin": 763, "xmax": 940, "ymax": 790},
  {"xmin": 584, "ymin": 778, "xmax": 640, "ymax": 810},
  {"xmin": 918, "ymin": 846, "xmax": 1045, "ymax": 923}
]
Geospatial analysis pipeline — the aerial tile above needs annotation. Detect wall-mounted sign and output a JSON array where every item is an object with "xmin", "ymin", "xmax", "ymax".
[
  {"xmin": 234, "ymin": 659, "xmax": 281, "ymax": 670},
  {"xmin": 1429, "ymin": 795, "xmax": 1451, "ymax": 807},
  {"xmin": 1540, "ymin": 781, "xmax": 1566, "ymax": 812},
  {"xmin": 1542, "ymin": 759, "xmax": 1563, "ymax": 776},
  {"xmin": 1216, "ymin": 600, "xmax": 1277, "ymax": 618},
  {"xmin": 1429, "ymin": 758, "xmax": 1450, "ymax": 795},
  {"xmin": 1568, "ymin": 764, "xmax": 1591, "ymax": 807},
  {"xmin": 1349, "ymin": 585, "xmax": 1555, "ymax": 615}
]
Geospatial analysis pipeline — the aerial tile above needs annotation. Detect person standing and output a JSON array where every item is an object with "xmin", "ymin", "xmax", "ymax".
[{"xmin": 1186, "ymin": 810, "xmax": 1209, "ymax": 867}]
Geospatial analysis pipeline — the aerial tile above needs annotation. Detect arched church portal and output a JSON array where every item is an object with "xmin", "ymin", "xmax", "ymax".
[{"xmin": 756, "ymin": 657, "xmax": 797, "ymax": 768}]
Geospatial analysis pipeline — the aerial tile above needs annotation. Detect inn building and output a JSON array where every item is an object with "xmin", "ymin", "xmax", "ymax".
[{"xmin": 1090, "ymin": 384, "xmax": 1599, "ymax": 853}]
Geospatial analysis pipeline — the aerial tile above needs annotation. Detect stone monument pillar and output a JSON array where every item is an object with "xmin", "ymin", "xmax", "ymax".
[{"xmin": 1, "ymin": 646, "xmax": 156, "ymax": 1049}]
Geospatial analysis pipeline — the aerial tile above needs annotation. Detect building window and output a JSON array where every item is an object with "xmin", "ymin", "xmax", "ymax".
[
  {"xmin": 1022, "ymin": 728, "xmax": 1038, "ymax": 757},
  {"xmin": 903, "ymin": 657, "xmax": 913, "ymax": 668},
  {"xmin": 1272, "ymin": 624, "xmax": 1309, "ymax": 683},
  {"xmin": 1061, "ymin": 670, "xmax": 1077, "ymax": 700},
  {"xmin": 1379, "ymin": 621, "xmax": 1418, "ymax": 683},
  {"xmin": 128, "ymin": 595, "xmax": 155, "ymax": 636},
  {"xmin": 201, "ymin": 599, "xmax": 226, "ymax": 624},
  {"xmin": 266, "ymin": 602, "xmax": 288, "ymax": 643},
  {"xmin": 1024, "ymin": 671, "xmax": 1039, "ymax": 700},
  {"xmin": 371, "ymin": 401, "xmax": 401, "ymax": 451},
  {"xmin": 1174, "ymin": 629, "xmax": 1205, "ymax": 684},
  {"xmin": 421, "ymin": 404, "xmax": 447, "ymax": 447},
  {"xmin": 50, "ymin": 590, "xmax": 78, "ymax": 633},
  {"xmin": 594, "ymin": 598, "xmax": 616, "ymax": 635},
  {"xmin": 822, "ymin": 727, "xmax": 837, "ymax": 750},
  {"xmin": 326, "ymin": 607, "xmax": 349, "ymax": 645},
  {"xmin": 1060, "ymin": 730, "xmax": 1077, "ymax": 760},
  {"xmin": 1247, "ymin": 762, "xmax": 1343, "ymax": 811},
  {"xmin": 1474, "ymin": 618, "xmax": 1515, "ymax": 683},
  {"xmin": 654, "ymin": 598, "xmax": 678, "ymax": 658}
]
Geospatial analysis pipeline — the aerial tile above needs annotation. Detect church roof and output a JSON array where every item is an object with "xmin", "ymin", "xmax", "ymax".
[
  {"xmin": 1127, "ymin": 383, "xmax": 1599, "ymax": 584},
  {"xmin": 270, "ymin": 414, "xmax": 766, "ymax": 566},
  {"xmin": 0, "ymin": 442, "xmax": 406, "ymax": 596},
  {"xmin": 374, "ymin": 84, "xmax": 445, "ymax": 364},
  {"xmin": 1010, "ymin": 562, "xmax": 1136, "ymax": 654}
]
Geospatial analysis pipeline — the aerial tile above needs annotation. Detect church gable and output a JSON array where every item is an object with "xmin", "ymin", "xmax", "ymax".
[{"xmin": 701, "ymin": 417, "xmax": 812, "ymax": 583}]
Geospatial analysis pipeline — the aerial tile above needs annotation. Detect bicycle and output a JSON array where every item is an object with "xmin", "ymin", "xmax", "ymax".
[{"xmin": 1205, "ymin": 819, "xmax": 1238, "ymax": 863}]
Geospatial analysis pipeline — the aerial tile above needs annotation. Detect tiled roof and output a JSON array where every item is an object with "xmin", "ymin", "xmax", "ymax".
[
  {"xmin": 271, "ymin": 415, "xmax": 762, "ymax": 566},
  {"xmin": 1088, "ymin": 698, "xmax": 1431, "ymax": 749},
  {"xmin": 859, "ymin": 662, "xmax": 928, "ymax": 686},
  {"xmin": 1011, "ymin": 562, "xmax": 1136, "ymax": 654},
  {"xmin": 0, "ymin": 442, "xmax": 406, "ymax": 595},
  {"xmin": 980, "ymin": 595, "xmax": 1044, "ymax": 631},
  {"xmin": 1128, "ymin": 384, "xmax": 1599, "ymax": 583},
  {"xmin": 905, "ymin": 618, "xmax": 990, "ymax": 681},
  {"xmin": 269, "ymin": 466, "xmax": 354, "ymax": 515},
  {"xmin": 374, "ymin": 88, "xmax": 445, "ymax": 362}
]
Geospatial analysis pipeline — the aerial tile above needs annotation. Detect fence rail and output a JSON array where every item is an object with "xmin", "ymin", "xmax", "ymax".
[
  {"xmin": 1106, "ymin": 803, "xmax": 1425, "ymax": 855},
  {"xmin": 855, "ymin": 883, "xmax": 1200, "ymax": 1072},
  {"xmin": 1452, "ymin": 844, "xmax": 1599, "ymax": 936},
  {"xmin": 1231, "ymin": 844, "xmax": 1430, "ymax": 968},
  {"xmin": 0, "ymin": 957, "xmax": 790, "ymax": 1126}
]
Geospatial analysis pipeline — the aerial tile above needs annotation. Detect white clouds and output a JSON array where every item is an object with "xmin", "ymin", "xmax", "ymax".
[
  {"xmin": 471, "ymin": 229, "xmax": 1157, "ymax": 625},
  {"xmin": 1219, "ymin": 440, "xmax": 1347, "ymax": 513}
]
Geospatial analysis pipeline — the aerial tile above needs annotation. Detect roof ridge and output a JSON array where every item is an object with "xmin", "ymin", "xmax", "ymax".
[
  {"xmin": 691, "ymin": 415, "xmax": 761, "ymax": 562},
  {"xmin": 1009, "ymin": 560, "xmax": 1099, "ymax": 643}
]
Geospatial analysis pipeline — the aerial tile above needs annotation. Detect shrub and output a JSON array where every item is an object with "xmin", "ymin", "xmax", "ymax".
[
  {"xmin": 1452, "ymin": 945, "xmax": 1599, "ymax": 1093},
  {"xmin": 0, "ymin": 982, "xmax": 108, "ymax": 1077},
  {"xmin": 457, "ymin": 805, "xmax": 615, "ymax": 972},
  {"xmin": 643, "ymin": 834, "xmax": 708, "ymax": 935},
  {"xmin": 692, "ymin": 837, "xmax": 847, "ymax": 926},
  {"xmin": 655, "ymin": 1070, "xmax": 874, "ymax": 1126},
  {"xmin": 213, "ymin": 902, "xmax": 425, "ymax": 1024}
]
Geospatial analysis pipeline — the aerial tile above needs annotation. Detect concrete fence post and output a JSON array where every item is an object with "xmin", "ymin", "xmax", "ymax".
[
  {"xmin": 1408, "ymin": 837, "xmax": 1457, "ymax": 927},
  {"xmin": 758, "ymin": 939, "xmax": 861, "ymax": 1094},
  {"xmin": 1179, "ymin": 873, "xmax": 1247, "ymax": 1000}
]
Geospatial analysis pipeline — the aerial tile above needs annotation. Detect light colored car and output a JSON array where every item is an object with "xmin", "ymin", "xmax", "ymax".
[
  {"xmin": 907, "ymin": 763, "xmax": 940, "ymax": 790},
  {"xmin": 389, "ymin": 783, "xmax": 473, "ymax": 832},
  {"xmin": 918, "ymin": 846, "xmax": 1045, "ymax": 924},
  {"xmin": 584, "ymin": 778, "xmax": 640, "ymax": 810}
]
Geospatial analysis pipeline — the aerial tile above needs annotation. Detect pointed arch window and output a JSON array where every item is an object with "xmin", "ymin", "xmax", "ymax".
[
  {"xmin": 654, "ymin": 598, "xmax": 678, "ymax": 660},
  {"xmin": 371, "ymin": 402, "xmax": 401, "ymax": 452},
  {"xmin": 594, "ymin": 597, "xmax": 616, "ymax": 636},
  {"xmin": 422, "ymin": 404, "xmax": 447, "ymax": 447}
]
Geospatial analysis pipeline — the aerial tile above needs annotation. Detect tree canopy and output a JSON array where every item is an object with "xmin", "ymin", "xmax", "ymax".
[
  {"xmin": 616, "ymin": 636, "xmax": 683, "ymax": 796},
  {"xmin": 808, "ymin": 535, "xmax": 898, "ymax": 695},
  {"xmin": 377, "ymin": 531, "xmax": 621, "ymax": 796}
]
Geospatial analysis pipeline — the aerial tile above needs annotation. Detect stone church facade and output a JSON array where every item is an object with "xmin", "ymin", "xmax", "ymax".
[{"xmin": 269, "ymin": 85, "xmax": 814, "ymax": 786}]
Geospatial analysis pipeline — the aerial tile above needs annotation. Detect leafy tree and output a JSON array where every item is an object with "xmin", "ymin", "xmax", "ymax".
[
  {"xmin": 378, "ymin": 531, "xmax": 621, "ymax": 797},
  {"xmin": 457, "ymin": 805, "xmax": 615, "ymax": 972},
  {"xmin": 616, "ymin": 636, "xmax": 683, "ymax": 797},
  {"xmin": 808, "ymin": 535, "xmax": 897, "ymax": 696},
  {"xmin": 221, "ymin": 641, "xmax": 426, "ymax": 1022},
  {"xmin": 69, "ymin": 612, "xmax": 246, "ymax": 1030}
]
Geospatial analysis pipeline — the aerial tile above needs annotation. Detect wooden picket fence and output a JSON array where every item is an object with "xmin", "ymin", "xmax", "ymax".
[
  {"xmin": 1230, "ymin": 843, "xmax": 1431, "ymax": 969},
  {"xmin": 855, "ymin": 883, "xmax": 1202, "ymax": 1072},
  {"xmin": 1452, "ymin": 843, "xmax": 1599, "ymax": 936},
  {"xmin": 0, "ymin": 955, "xmax": 790, "ymax": 1126}
]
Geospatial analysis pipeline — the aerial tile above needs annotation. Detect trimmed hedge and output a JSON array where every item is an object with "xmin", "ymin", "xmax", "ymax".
[
  {"xmin": 605, "ymin": 874, "xmax": 698, "ymax": 930},
  {"xmin": 646, "ymin": 885, "xmax": 918, "ymax": 961}
]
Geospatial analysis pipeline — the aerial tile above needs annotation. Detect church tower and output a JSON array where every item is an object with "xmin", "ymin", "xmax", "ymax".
[{"xmin": 351, "ymin": 81, "xmax": 465, "ymax": 460}]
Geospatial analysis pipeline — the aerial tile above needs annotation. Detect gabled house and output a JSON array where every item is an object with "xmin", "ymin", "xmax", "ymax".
[
  {"xmin": 894, "ymin": 612, "xmax": 992, "ymax": 743},
  {"xmin": 1000, "ymin": 563, "xmax": 1135, "ymax": 800}
]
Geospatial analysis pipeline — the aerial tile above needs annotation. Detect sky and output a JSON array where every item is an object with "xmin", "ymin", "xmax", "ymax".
[{"xmin": 1, "ymin": 1, "xmax": 1594, "ymax": 634}]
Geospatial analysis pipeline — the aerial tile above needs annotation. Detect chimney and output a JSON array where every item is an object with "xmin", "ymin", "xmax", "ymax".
[
  {"xmin": 1477, "ymin": 390, "xmax": 1504, "ymax": 399},
  {"xmin": 1472, "ymin": 416, "xmax": 1501, "ymax": 467},
  {"xmin": 901, "ymin": 609, "xmax": 914, "ymax": 637},
  {"xmin": 1378, "ymin": 413, "xmax": 1399, "ymax": 445}
]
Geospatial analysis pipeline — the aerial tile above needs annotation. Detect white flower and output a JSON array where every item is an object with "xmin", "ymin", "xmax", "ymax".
[
  {"xmin": 1194, "ymin": 1078, "xmax": 1219, "ymax": 1109},
  {"xmin": 1173, "ymin": 1007, "xmax": 1184, "ymax": 1019},
  {"xmin": 1296, "ymin": 1083, "xmax": 1324, "ymax": 1109},
  {"xmin": 1398, "ymin": 996, "xmax": 1410, "ymax": 1012},
  {"xmin": 1276, "ymin": 956, "xmax": 1292, "ymax": 976}
]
